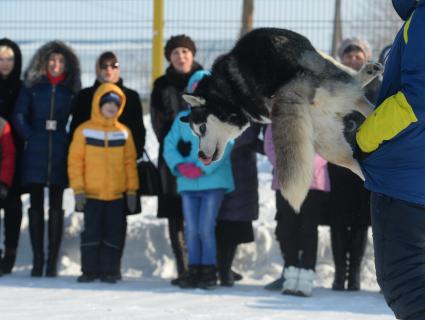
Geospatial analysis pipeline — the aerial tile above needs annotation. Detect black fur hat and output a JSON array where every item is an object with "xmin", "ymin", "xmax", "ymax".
[{"xmin": 164, "ymin": 35, "xmax": 196, "ymax": 61}]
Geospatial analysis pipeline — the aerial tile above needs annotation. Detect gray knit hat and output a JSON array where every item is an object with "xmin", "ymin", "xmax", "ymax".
[{"xmin": 338, "ymin": 38, "xmax": 372, "ymax": 61}]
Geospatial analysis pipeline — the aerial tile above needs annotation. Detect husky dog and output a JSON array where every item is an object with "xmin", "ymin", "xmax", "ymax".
[{"xmin": 181, "ymin": 28, "xmax": 382, "ymax": 211}]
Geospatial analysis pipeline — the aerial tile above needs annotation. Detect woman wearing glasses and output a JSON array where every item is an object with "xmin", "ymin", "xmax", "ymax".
[{"xmin": 69, "ymin": 51, "xmax": 146, "ymax": 281}]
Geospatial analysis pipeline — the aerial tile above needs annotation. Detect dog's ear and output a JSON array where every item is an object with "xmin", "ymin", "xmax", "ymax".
[
  {"xmin": 182, "ymin": 94, "xmax": 205, "ymax": 108},
  {"xmin": 180, "ymin": 114, "xmax": 190, "ymax": 123}
]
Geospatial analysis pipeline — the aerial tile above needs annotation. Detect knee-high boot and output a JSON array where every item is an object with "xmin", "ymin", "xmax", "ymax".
[
  {"xmin": 331, "ymin": 226, "xmax": 348, "ymax": 290},
  {"xmin": 28, "ymin": 208, "xmax": 44, "ymax": 277},
  {"xmin": 347, "ymin": 226, "xmax": 368, "ymax": 291},
  {"xmin": 45, "ymin": 209, "xmax": 64, "ymax": 277}
]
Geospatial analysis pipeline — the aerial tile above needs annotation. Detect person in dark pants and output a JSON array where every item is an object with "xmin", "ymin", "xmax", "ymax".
[
  {"xmin": 13, "ymin": 41, "xmax": 81, "ymax": 277},
  {"xmin": 216, "ymin": 123, "xmax": 263, "ymax": 287},
  {"xmin": 264, "ymin": 124, "xmax": 330, "ymax": 297},
  {"xmin": 68, "ymin": 83, "xmax": 139, "ymax": 283},
  {"xmin": 0, "ymin": 38, "xmax": 23, "ymax": 274},
  {"xmin": 327, "ymin": 37, "xmax": 379, "ymax": 292},
  {"xmin": 69, "ymin": 51, "xmax": 145, "ymax": 279},
  {"xmin": 355, "ymin": 1, "xmax": 425, "ymax": 318},
  {"xmin": 150, "ymin": 35, "xmax": 203, "ymax": 285}
]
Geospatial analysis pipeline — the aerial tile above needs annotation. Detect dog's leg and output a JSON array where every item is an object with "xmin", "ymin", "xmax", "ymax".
[
  {"xmin": 272, "ymin": 92, "xmax": 315, "ymax": 213},
  {"xmin": 355, "ymin": 62, "xmax": 384, "ymax": 87}
]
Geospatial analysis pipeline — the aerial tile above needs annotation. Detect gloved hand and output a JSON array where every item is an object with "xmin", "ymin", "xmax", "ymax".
[
  {"xmin": 177, "ymin": 139, "xmax": 192, "ymax": 157},
  {"xmin": 74, "ymin": 192, "xmax": 86, "ymax": 212},
  {"xmin": 126, "ymin": 193, "xmax": 137, "ymax": 213},
  {"xmin": 177, "ymin": 163, "xmax": 203, "ymax": 179},
  {"xmin": 0, "ymin": 183, "xmax": 8, "ymax": 200}
]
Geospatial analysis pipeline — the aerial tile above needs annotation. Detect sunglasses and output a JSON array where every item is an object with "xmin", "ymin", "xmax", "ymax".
[{"xmin": 100, "ymin": 62, "xmax": 119, "ymax": 70}]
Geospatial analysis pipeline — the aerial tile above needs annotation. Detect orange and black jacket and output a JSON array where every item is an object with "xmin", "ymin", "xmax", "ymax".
[{"xmin": 68, "ymin": 83, "xmax": 139, "ymax": 201}]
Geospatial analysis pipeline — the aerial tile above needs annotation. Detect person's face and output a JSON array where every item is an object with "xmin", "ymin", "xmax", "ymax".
[
  {"xmin": 170, "ymin": 47, "xmax": 194, "ymax": 74},
  {"xmin": 0, "ymin": 50, "xmax": 15, "ymax": 78},
  {"xmin": 100, "ymin": 102, "xmax": 119, "ymax": 119},
  {"xmin": 99, "ymin": 59, "xmax": 120, "ymax": 83},
  {"xmin": 47, "ymin": 53, "xmax": 65, "ymax": 77},
  {"xmin": 342, "ymin": 50, "xmax": 367, "ymax": 71}
]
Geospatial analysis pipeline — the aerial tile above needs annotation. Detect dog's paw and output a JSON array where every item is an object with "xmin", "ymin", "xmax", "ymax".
[{"xmin": 356, "ymin": 62, "xmax": 384, "ymax": 87}]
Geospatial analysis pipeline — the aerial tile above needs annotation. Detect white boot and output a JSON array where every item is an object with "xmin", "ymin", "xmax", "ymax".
[
  {"xmin": 282, "ymin": 266, "xmax": 300, "ymax": 295},
  {"xmin": 296, "ymin": 268, "xmax": 315, "ymax": 297}
]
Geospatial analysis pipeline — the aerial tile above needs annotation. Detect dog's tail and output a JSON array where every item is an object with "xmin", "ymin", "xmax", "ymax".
[{"xmin": 271, "ymin": 95, "xmax": 315, "ymax": 213}]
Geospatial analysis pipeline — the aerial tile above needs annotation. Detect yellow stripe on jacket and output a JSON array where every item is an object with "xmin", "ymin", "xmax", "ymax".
[
  {"xmin": 356, "ymin": 91, "xmax": 418, "ymax": 153},
  {"xmin": 68, "ymin": 83, "xmax": 139, "ymax": 201}
]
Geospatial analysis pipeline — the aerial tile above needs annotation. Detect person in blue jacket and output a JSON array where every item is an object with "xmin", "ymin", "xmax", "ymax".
[
  {"xmin": 355, "ymin": 1, "xmax": 425, "ymax": 319},
  {"xmin": 13, "ymin": 40, "xmax": 81, "ymax": 278},
  {"xmin": 163, "ymin": 105, "xmax": 234, "ymax": 289}
]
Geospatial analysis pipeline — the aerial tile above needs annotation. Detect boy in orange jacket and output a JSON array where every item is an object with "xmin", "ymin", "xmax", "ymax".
[{"xmin": 68, "ymin": 83, "xmax": 138, "ymax": 283}]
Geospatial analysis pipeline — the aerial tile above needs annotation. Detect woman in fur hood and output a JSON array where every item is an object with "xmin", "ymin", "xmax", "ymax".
[{"xmin": 13, "ymin": 40, "xmax": 81, "ymax": 278}]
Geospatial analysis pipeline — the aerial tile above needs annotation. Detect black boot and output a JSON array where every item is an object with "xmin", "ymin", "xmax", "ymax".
[
  {"xmin": 347, "ymin": 226, "xmax": 368, "ymax": 291},
  {"xmin": 0, "ymin": 250, "xmax": 3, "ymax": 277},
  {"xmin": 218, "ymin": 243, "xmax": 237, "ymax": 287},
  {"xmin": 45, "ymin": 209, "xmax": 64, "ymax": 277},
  {"xmin": 170, "ymin": 223, "xmax": 188, "ymax": 286},
  {"xmin": 331, "ymin": 226, "xmax": 348, "ymax": 291},
  {"xmin": 28, "ymin": 208, "xmax": 44, "ymax": 277},
  {"xmin": 198, "ymin": 265, "xmax": 217, "ymax": 289},
  {"xmin": 179, "ymin": 265, "xmax": 200, "ymax": 289},
  {"xmin": 1, "ymin": 249, "xmax": 17, "ymax": 274}
]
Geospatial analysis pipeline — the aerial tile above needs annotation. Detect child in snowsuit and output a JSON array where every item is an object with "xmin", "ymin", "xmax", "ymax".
[{"xmin": 68, "ymin": 83, "xmax": 138, "ymax": 283}]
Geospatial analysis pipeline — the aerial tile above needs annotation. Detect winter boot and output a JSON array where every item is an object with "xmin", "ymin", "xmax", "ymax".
[
  {"xmin": 1, "ymin": 249, "xmax": 17, "ymax": 274},
  {"xmin": 0, "ymin": 250, "xmax": 3, "ymax": 277},
  {"xmin": 179, "ymin": 265, "xmax": 200, "ymax": 289},
  {"xmin": 331, "ymin": 227, "xmax": 348, "ymax": 291},
  {"xmin": 347, "ymin": 226, "xmax": 367, "ymax": 291},
  {"xmin": 198, "ymin": 265, "xmax": 218, "ymax": 289},
  {"xmin": 296, "ymin": 269, "xmax": 315, "ymax": 297},
  {"xmin": 282, "ymin": 266, "xmax": 300, "ymax": 295},
  {"xmin": 232, "ymin": 270, "xmax": 243, "ymax": 281},
  {"xmin": 217, "ymin": 243, "xmax": 236, "ymax": 287},
  {"xmin": 264, "ymin": 267, "xmax": 285, "ymax": 291},
  {"xmin": 77, "ymin": 273, "xmax": 97, "ymax": 283},
  {"xmin": 45, "ymin": 210, "xmax": 64, "ymax": 277},
  {"xmin": 28, "ymin": 208, "xmax": 45, "ymax": 277}
]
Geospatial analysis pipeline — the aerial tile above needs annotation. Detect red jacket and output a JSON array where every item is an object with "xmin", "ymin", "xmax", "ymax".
[{"xmin": 0, "ymin": 118, "xmax": 16, "ymax": 187}]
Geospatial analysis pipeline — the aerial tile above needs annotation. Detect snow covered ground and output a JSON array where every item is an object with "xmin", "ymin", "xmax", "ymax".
[{"xmin": 0, "ymin": 116, "xmax": 394, "ymax": 319}]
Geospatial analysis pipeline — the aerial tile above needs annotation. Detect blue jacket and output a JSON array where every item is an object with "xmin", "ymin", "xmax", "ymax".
[
  {"xmin": 357, "ymin": 0, "xmax": 425, "ymax": 205},
  {"xmin": 13, "ymin": 79, "xmax": 74, "ymax": 187},
  {"xmin": 163, "ymin": 110, "xmax": 235, "ymax": 193}
]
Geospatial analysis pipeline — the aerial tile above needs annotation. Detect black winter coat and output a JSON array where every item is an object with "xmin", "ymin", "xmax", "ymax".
[
  {"xmin": 0, "ymin": 38, "xmax": 23, "ymax": 193},
  {"xmin": 218, "ymin": 123, "xmax": 264, "ymax": 222},
  {"xmin": 69, "ymin": 79, "xmax": 146, "ymax": 158},
  {"xmin": 150, "ymin": 62, "xmax": 203, "ymax": 218}
]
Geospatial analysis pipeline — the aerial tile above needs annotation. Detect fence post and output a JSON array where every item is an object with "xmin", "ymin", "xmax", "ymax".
[{"xmin": 152, "ymin": 0, "xmax": 164, "ymax": 85}]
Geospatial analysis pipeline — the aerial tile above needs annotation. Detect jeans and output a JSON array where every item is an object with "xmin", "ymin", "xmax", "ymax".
[
  {"xmin": 181, "ymin": 189, "xmax": 224, "ymax": 266},
  {"xmin": 371, "ymin": 192, "xmax": 425, "ymax": 320}
]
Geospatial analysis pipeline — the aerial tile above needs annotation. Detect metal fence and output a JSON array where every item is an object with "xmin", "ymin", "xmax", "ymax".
[{"xmin": 1, "ymin": 0, "xmax": 402, "ymax": 99}]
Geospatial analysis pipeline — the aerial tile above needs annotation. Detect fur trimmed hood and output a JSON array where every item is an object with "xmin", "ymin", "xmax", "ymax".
[{"xmin": 24, "ymin": 40, "xmax": 81, "ymax": 93}]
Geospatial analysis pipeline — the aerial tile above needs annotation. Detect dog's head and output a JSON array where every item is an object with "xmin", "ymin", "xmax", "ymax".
[{"xmin": 181, "ymin": 77, "xmax": 249, "ymax": 165}]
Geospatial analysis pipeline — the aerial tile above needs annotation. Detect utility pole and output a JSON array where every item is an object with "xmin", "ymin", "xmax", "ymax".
[
  {"xmin": 240, "ymin": 0, "xmax": 254, "ymax": 38},
  {"xmin": 152, "ymin": 0, "xmax": 164, "ymax": 84},
  {"xmin": 331, "ymin": 0, "xmax": 342, "ymax": 57}
]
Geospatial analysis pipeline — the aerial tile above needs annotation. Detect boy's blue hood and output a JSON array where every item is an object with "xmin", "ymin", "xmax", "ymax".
[{"xmin": 392, "ymin": 0, "xmax": 418, "ymax": 20}]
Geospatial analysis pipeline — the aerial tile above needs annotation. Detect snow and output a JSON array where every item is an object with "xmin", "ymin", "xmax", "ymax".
[{"xmin": 0, "ymin": 116, "xmax": 394, "ymax": 319}]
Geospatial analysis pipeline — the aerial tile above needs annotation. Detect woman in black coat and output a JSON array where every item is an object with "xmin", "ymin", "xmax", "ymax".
[
  {"xmin": 216, "ymin": 123, "xmax": 263, "ymax": 286},
  {"xmin": 69, "ymin": 51, "xmax": 146, "ymax": 280},
  {"xmin": 150, "ymin": 35, "xmax": 202, "ymax": 285},
  {"xmin": 0, "ymin": 38, "xmax": 23, "ymax": 274}
]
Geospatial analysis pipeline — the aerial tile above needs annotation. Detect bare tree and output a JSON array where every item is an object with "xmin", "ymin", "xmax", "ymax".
[{"xmin": 240, "ymin": 0, "xmax": 254, "ymax": 38}]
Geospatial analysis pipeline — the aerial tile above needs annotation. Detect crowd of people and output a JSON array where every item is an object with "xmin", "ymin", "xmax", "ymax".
[
  {"xmin": 0, "ymin": 31, "xmax": 392, "ymax": 292},
  {"xmin": 0, "ymin": 33, "xmax": 387, "ymax": 291}
]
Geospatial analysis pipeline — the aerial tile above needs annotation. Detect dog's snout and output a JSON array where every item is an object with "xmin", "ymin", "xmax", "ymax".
[{"xmin": 198, "ymin": 151, "xmax": 207, "ymax": 160}]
